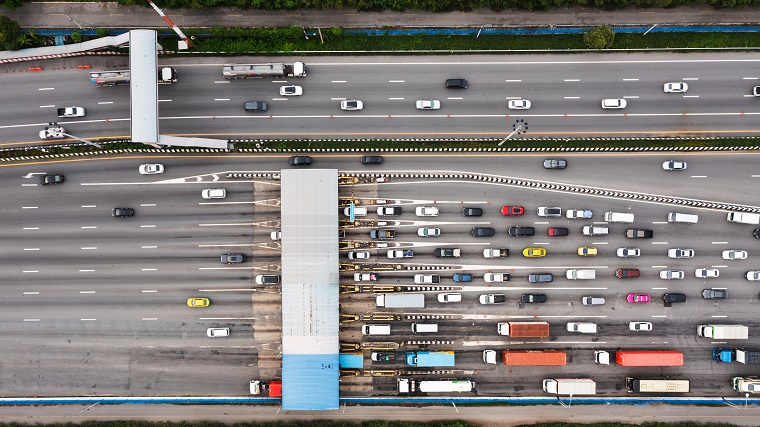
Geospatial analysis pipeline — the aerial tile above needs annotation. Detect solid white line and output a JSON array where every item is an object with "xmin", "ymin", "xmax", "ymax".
[
  {"xmin": 40, "ymin": 105, "xmax": 55, "ymax": 108},
  {"xmin": 330, "ymin": 97, "xmax": 346, "ymax": 100},
  {"xmin": 505, "ymin": 96, "xmax": 522, "ymax": 100},
  {"xmin": 564, "ymin": 96, "xmax": 580, "ymax": 99},
  {"xmin": 651, "ymin": 315, "xmax": 668, "ymax": 318},
  {"xmin": 142, "ymin": 290, "xmax": 158, "ymax": 293},
  {"xmin": 447, "ymin": 97, "xmax": 463, "ymax": 100},
  {"xmin": 38, "ymin": 87, "xmax": 54, "ymax": 91},
  {"xmin": 713, "ymin": 265, "xmax": 728, "ymax": 268},
  {"xmin": 81, "ymin": 226, "xmax": 97, "ymax": 229},
  {"xmin": 142, "ymin": 268, "xmax": 158, "ymax": 271},
  {"xmin": 79, "ymin": 269, "xmax": 95, "ymax": 272},
  {"xmin": 651, "ymin": 242, "xmax": 668, "ymax": 245},
  {"xmin": 81, "ymin": 319, "xmax": 96, "ymax": 321},
  {"xmin": 140, "ymin": 225, "xmax": 156, "ymax": 228},
  {"xmin": 158, "ymin": 99, "xmax": 172, "ymax": 102},
  {"xmin": 23, "ymin": 248, "xmax": 40, "ymax": 251},
  {"xmin": 651, "ymin": 265, "xmax": 667, "ymax": 268},
  {"xmin": 214, "ymin": 98, "xmax": 230, "ymax": 101},
  {"xmin": 21, "ymin": 184, "xmax": 37, "ymax": 187},
  {"xmin": 682, "ymin": 77, "xmax": 699, "ymax": 80},
  {"xmin": 272, "ymin": 80, "xmax": 287, "ymax": 83},
  {"xmin": 142, "ymin": 245, "xmax": 157, "ymax": 249},
  {"xmin": 97, "ymin": 101, "xmax": 114, "ymax": 104},
  {"xmin": 712, "ymin": 315, "xmax": 728, "ymax": 318},
  {"xmin": 712, "ymin": 241, "xmax": 728, "ymax": 244},
  {"xmin": 141, "ymin": 203, "xmax": 156, "ymax": 207},
  {"xmin": 651, "ymin": 221, "xmax": 668, "ymax": 224},
  {"xmin": 752, "ymin": 175, "xmax": 760, "ymax": 178},
  {"xmin": 389, "ymin": 97, "xmax": 404, "ymax": 100},
  {"xmin": 23, "ymin": 227, "xmax": 39, "ymax": 230},
  {"xmin": 80, "ymin": 291, "xmax": 95, "ymax": 294},
  {"xmin": 623, "ymin": 96, "xmax": 639, "ymax": 99},
  {"xmin": 591, "ymin": 242, "xmax": 608, "ymax": 245},
  {"xmin": 22, "ymin": 270, "xmax": 38, "ymax": 273},
  {"xmin": 81, "ymin": 247, "xmax": 97, "ymax": 250},
  {"xmin": 24, "ymin": 319, "xmax": 40, "ymax": 322},
  {"xmin": 743, "ymin": 77, "xmax": 759, "ymax": 80},
  {"xmin": 214, "ymin": 81, "xmax": 229, "ymax": 84},
  {"xmin": 564, "ymin": 79, "xmax": 580, "ymax": 82},
  {"xmin": 22, "ymin": 206, "xmax": 38, "ymax": 209},
  {"xmin": 683, "ymin": 95, "xmax": 700, "ymax": 98},
  {"xmin": 199, "ymin": 222, "xmax": 256, "ymax": 227},
  {"xmin": 23, "ymin": 292, "xmax": 39, "ymax": 295}
]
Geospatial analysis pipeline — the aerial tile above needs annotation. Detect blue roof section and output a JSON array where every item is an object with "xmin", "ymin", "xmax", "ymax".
[
  {"xmin": 339, "ymin": 353, "xmax": 364, "ymax": 369},
  {"xmin": 282, "ymin": 354, "xmax": 339, "ymax": 410}
]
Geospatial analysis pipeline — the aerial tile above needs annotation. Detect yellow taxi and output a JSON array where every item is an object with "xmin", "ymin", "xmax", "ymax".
[
  {"xmin": 522, "ymin": 247, "xmax": 547, "ymax": 258},
  {"xmin": 187, "ymin": 297, "xmax": 210, "ymax": 308},
  {"xmin": 577, "ymin": 246, "xmax": 598, "ymax": 257}
]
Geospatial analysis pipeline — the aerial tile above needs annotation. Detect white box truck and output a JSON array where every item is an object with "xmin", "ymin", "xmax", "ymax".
[
  {"xmin": 376, "ymin": 293, "xmax": 425, "ymax": 308},
  {"xmin": 566, "ymin": 269, "xmax": 596, "ymax": 280},
  {"xmin": 727, "ymin": 212, "xmax": 760, "ymax": 225},
  {"xmin": 697, "ymin": 324, "xmax": 748, "ymax": 340},
  {"xmin": 543, "ymin": 378, "xmax": 597, "ymax": 395}
]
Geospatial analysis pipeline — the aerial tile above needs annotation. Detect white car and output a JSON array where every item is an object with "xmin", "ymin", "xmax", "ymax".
[
  {"xmin": 279, "ymin": 85, "xmax": 303, "ymax": 96},
  {"xmin": 536, "ymin": 206, "xmax": 562, "ymax": 217},
  {"xmin": 57, "ymin": 106, "xmax": 86, "ymax": 118},
  {"xmin": 483, "ymin": 272, "xmax": 508, "ymax": 283},
  {"xmin": 668, "ymin": 248, "xmax": 694, "ymax": 259},
  {"xmin": 416, "ymin": 99, "xmax": 441, "ymax": 110},
  {"xmin": 415, "ymin": 206, "xmax": 439, "ymax": 217},
  {"xmin": 659, "ymin": 270, "xmax": 684, "ymax": 280},
  {"xmin": 601, "ymin": 98, "xmax": 627, "ymax": 109},
  {"xmin": 340, "ymin": 100, "xmax": 363, "ymax": 111},
  {"xmin": 438, "ymin": 293, "xmax": 462, "ymax": 303},
  {"xmin": 662, "ymin": 160, "xmax": 687, "ymax": 171},
  {"xmin": 507, "ymin": 99, "xmax": 531, "ymax": 110},
  {"xmin": 629, "ymin": 321, "xmax": 653, "ymax": 332},
  {"xmin": 417, "ymin": 227, "xmax": 441, "ymax": 237},
  {"xmin": 270, "ymin": 231, "xmax": 281, "ymax": 241},
  {"xmin": 695, "ymin": 268, "xmax": 720, "ymax": 278},
  {"xmin": 616, "ymin": 247, "xmax": 641, "ymax": 258},
  {"xmin": 722, "ymin": 250, "xmax": 748, "ymax": 260},
  {"xmin": 664, "ymin": 82, "xmax": 688, "ymax": 93},
  {"xmin": 139, "ymin": 164, "xmax": 164, "ymax": 175},
  {"xmin": 348, "ymin": 251, "xmax": 370, "ymax": 260},
  {"xmin": 201, "ymin": 188, "xmax": 226, "ymax": 199},
  {"xmin": 746, "ymin": 271, "xmax": 760, "ymax": 281}
]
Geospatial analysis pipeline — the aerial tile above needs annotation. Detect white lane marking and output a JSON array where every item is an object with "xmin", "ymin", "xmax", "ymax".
[
  {"xmin": 81, "ymin": 247, "xmax": 97, "ymax": 250},
  {"xmin": 712, "ymin": 315, "xmax": 728, "ymax": 318},
  {"xmin": 712, "ymin": 241, "xmax": 728, "ymax": 244},
  {"xmin": 505, "ymin": 79, "xmax": 522, "ymax": 82},
  {"xmin": 22, "ymin": 270, "xmax": 38, "ymax": 273},
  {"xmin": 97, "ymin": 101, "xmax": 114, "ymax": 105},
  {"xmin": 22, "ymin": 206, "xmax": 38, "ymax": 209},
  {"xmin": 142, "ymin": 290, "xmax": 158, "ymax": 293},
  {"xmin": 23, "ymin": 227, "xmax": 39, "ymax": 230},
  {"xmin": 214, "ymin": 98, "xmax": 230, "ymax": 101},
  {"xmin": 623, "ymin": 96, "xmax": 639, "ymax": 99},
  {"xmin": 23, "ymin": 248, "xmax": 40, "ymax": 251},
  {"xmin": 564, "ymin": 79, "xmax": 580, "ymax": 82},
  {"xmin": 272, "ymin": 80, "xmax": 288, "ymax": 83},
  {"xmin": 532, "ymin": 242, "xmax": 550, "ymax": 245},
  {"xmin": 38, "ymin": 88, "xmax": 54, "ymax": 91},
  {"xmin": 141, "ymin": 203, "xmax": 156, "ymax": 207},
  {"xmin": 81, "ymin": 205, "xmax": 97, "ymax": 208},
  {"xmin": 651, "ymin": 315, "xmax": 668, "ymax": 318},
  {"xmin": 79, "ymin": 269, "xmax": 95, "ymax": 272},
  {"xmin": 81, "ymin": 318, "xmax": 96, "ymax": 321},
  {"xmin": 389, "ymin": 97, "xmax": 404, "ymax": 100},
  {"xmin": 271, "ymin": 98, "xmax": 288, "ymax": 101},
  {"xmin": 80, "ymin": 291, "xmax": 95, "ymax": 294},
  {"xmin": 389, "ymin": 80, "xmax": 405, "ymax": 83},
  {"xmin": 623, "ymin": 78, "xmax": 639, "ymax": 81},
  {"xmin": 505, "ymin": 96, "xmax": 522, "ymax": 100},
  {"xmin": 652, "ymin": 221, "xmax": 667, "ymax": 224},
  {"xmin": 142, "ymin": 246, "xmax": 157, "ymax": 249},
  {"xmin": 40, "ymin": 105, "xmax": 55, "ymax": 108},
  {"xmin": 682, "ymin": 77, "xmax": 699, "ymax": 80},
  {"xmin": 533, "ymin": 221, "xmax": 549, "ymax": 224},
  {"xmin": 651, "ymin": 265, "xmax": 667, "ymax": 268},
  {"xmin": 81, "ymin": 226, "xmax": 97, "ymax": 229},
  {"xmin": 140, "ymin": 225, "xmax": 156, "ymax": 228},
  {"xmin": 331, "ymin": 80, "xmax": 346, "ymax": 83},
  {"xmin": 199, "ymin": 222, "xmax": 257, "ymax": 227},
  {"xmin": 691, "ymin": 175, "xmax": 706, "ymax": 178},
  {"xmin": 158, "ymin": 99, "xmax": 172, "ymax": 102},
  {"xmin": 331, "ymin": 97, "xmax": 346, "ymax": 100},
  {"xmin": 651, "ymin": 242, "xmax": 668, "ymax": 245},
  {"xmin": 447, "ymin": 97, "xmax": 463, "ymax": 100},
  {"xmin": 743, "ymin": 77, "xmax": 759, "ymax": 80},
  {"xmin": 21, "ymin": 184, "xmax": 37, "ymax": 187},
  {"xmin": 713, "ymin": 265, "xmax": 728, "ymax": 268},
  {"xmin": 651, "ymin": 287, "xmax": 668, "ymax": 290},
  {"xmin": 683, "ymin": 95, "xmax": 699, "ymax": 98},
  {"xmin": 142, "ymin": 268, "xmax": 158, "ymax": 271},
  {"xmin": 142, "ymin": 318, "xmax": 158, "ymax": 320},
  {"xmin": 214, "ymin": 81, "xmax": 229, "ymax": 84},
  {"xmin": 564, "ymin": 96, "xmax": 580, "ymax": 99},
  {"xmin": 591, "ymin": 242, "xmax": 608, "ymax": 245},
  {"xmin": 24, "ymin": 319, "xmax": 40, "ymax": 322},
  {"xmin": 23, "ymin": 292, "xmax": 39, "ymax": 295},
  {"xmin": 198, "ymin": 267, "xmax": 255, "ymax": 270}
]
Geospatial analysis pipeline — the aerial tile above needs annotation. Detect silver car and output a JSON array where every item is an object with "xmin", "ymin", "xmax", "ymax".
[
  {"xmin": 659, "ymin": 270, "xmax": 684, "ymax": 280},
  {"xmin": 416, "ymin": 99, "xmax": 441, "ymax": 110},
  {"xmin": 601, "ymin": 98, "xmax": 627, "ymax": 109},
  {"xmin": 340, "ymin": 100, "xmax": 363, "ymax": 111},
  {"xmin": 664, "ymin": 82, "xmax": 688, "ymax": 93},
  {"xmin": 508, "ymin": 99, "xmax": 531, "ymax": 110}
]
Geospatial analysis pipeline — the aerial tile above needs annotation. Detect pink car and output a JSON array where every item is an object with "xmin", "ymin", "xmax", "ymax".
[{"xmin": 626, "ymin": 293, "xmax": 651, "ymax": 304}]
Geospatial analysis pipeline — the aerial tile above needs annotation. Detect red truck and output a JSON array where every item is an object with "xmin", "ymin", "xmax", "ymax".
[
  {"xmin": 502, "ymin": 350, "xmax": 566, "ymax": 366},
  {"xmin": 615, "ymin": 350, "xmax": 683, "ymax": 367},
  {"xmin": 497, "ymin": 322, "xmax": 550, "ymax": 338}
]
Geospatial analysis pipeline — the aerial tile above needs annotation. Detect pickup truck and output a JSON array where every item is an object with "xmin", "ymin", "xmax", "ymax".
[
  {"xmin": 483, "ymin": 248, "xmax": 509, "ymax": 258},
  {"xmin": 377, "ymin": 206, "xmax": 403, "ymax": 216},
  {"xmin": 370, "ymin": 229, "xmax": 395, "ymax": 239},
  {"xmin": 57, "ymin": 106, "xmax": 85, "ymax": 118},
  {"xmin": 387, "ymin": 249, "xmax": 413, "ymax": 259},
  {"xmin": 626, "ymin": 229, "xmax": 654, "ymax": 239},
  {"xmin": 566, "ymin": 209, "xmax": 593, "ymax": 219},
  {"xmin": 434, "ymin": 248, "xmax": 461, "ymax": 258},
  {"xmin": 479, "ymin": 294, "xmax": 507, "ymax": 304},
  {"xmin": 414, "ymin": 274, "xmax": 440, "ymax": 284}
]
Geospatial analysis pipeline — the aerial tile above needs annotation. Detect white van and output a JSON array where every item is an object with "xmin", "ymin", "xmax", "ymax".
[
  {"xmin": 566, "ymin": 269, "xmax": 596, "ymax": 280},
  {"xmin": 411, "ymin": 323, "xmax": 438, "ymax": 333},
  {"xmin": 207, "ymin": 327, "xmax": 230, "ymax": 337},
  {"xmin": 362, "ymin": 324, "xmax": 391, "ymax": 335},
  {"xmin": 667, "ymin": 212, "xmax": 698, "ymax": 224},
  {"xmin": 437, "ymin": 293, "xmax": 462, "ymax": 303},
  {"xmin": 343, "ymin": 206, "xmax": 368, "ymax": 216},
  {"xmin": 604, "ymin": 211, "xmax": 635, "ymax": 223},
  {"xmin": 567, "ymin": 322, "xmax": 597, "ymax": 334},
  {"xmin": 582, "ymin": 296, "xmax": 606, "ymax": 306}
]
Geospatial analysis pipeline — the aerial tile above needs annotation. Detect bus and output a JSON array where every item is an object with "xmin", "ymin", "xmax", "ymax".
[
  {"xmin": 625, "ymin": 377, "xmax": 690, "ymax": 393},
  {"xmin": 90, "ymin": 70, "xmax": 130, "ymax": 86}
]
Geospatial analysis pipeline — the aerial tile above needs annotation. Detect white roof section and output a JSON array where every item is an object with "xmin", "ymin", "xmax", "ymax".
[
  {"xmin": 157, "ymin": 135, "xmax": 229, "ymax": 149},
  {"xmin": 280, "ymin": 169, "xmax": 340, "ymax": 411},
  {"xmin": 129, "ymin": 29, "xmax": 158, "ymax": 144}
]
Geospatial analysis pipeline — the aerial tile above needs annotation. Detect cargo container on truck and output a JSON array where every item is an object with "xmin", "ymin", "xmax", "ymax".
[
  {"xmin": 398, "ymin": 379, "xmax": 474, "ymax": 393},
  {"xmin": 376, "ymin": 293, "xmax": 425, "ymax": 308},
  {"xmin": 502, "ymin": 350, "xmax": 566, "ymax": 366},
  {"xmin": 222, "ymin": 62, "xmax": 306, "ymax": 78},
  {"xmin": 713, "ymin": 348, "xmax": 760, "ymax": 364},
  {"xmin": 543, "ymin": 378, "xmax": 596, "ymax": 395},
  {"xmin": 615, "ymin": 350, "xmax": 683, "ymax": 367},
  {"xmin": 497, "ymin": 322, "xmax": 550, "ymax": 338},
  {"xmin": 697, "ymin": 324, "xmax": 748, "ymax": 340},
  {"xmin": 727, "ymin": 212, "xmax": 760, "ymax": 225},
  {"xmin": 405, "ymin": 351, "xmax": 455, "ymax": 367}
]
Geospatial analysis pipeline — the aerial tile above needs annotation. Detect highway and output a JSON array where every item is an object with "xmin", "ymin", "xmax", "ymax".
[
  {"xmin": 4, "ymin": 52, "xmax": 760, "ymax": 144},
  {"xmin": 0, "ymin": 152, "xmax": 759, "ymax": 398}
]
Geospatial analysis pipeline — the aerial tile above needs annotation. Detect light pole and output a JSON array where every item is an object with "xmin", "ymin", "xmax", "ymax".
[{"xmin": 498, "ymin": 119, "xmax": 528, "ymax": 146}]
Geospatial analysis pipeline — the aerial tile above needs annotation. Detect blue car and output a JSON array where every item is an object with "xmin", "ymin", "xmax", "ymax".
[{"xmin": 453, "ymin": 273, "xmax": 473, "ymax": 283}]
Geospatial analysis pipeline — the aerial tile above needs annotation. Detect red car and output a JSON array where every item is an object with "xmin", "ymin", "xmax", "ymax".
[
  {"xmin": 501, "ymin": 206, "xmax": 525, "ymax": 216},
  {"xmin": 616, "ymin": 268, "xmax": 641, "ymax": 279},
  {"xmin": 626, "ymin": 293, "xmax": 651, "ymax": 304},
  {"xmin": 547, "ymin": 227, "xmax": 569, "ymax": 237}
]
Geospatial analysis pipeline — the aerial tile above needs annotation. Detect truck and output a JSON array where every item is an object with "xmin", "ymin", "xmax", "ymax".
[
  {"xmin": 566, "ymin": 269, "xmax": 596, "ymax": 280},
  {"xmin": 497, "ymin": 322, "xmax": 550, "ymax": 338},
  {"xmin": 370, "ymin": 229, "xmax": 395, "ymax": 239},
  {"xmin": 712, "ymin": 348, "xmax": 760, "ymax": 364},
  {"xmin": 566, "ymin": 209, "xmax": 593, "ymax": 219},
  {"xmin": 483, "ymin": 248, "xmax": 509, "ymax": 258},
  {"xmin": 479, "ymin": 294, "xmax": 507, "ymax": 305},
  {"xmin": 398, "ymin": 379, "xmax": 474, "ymax": 393},
  {"xmin": 158, "ymin": 67, "xmax": 178, "ymax": 84},
  {"xmin": 732, "ymin": 376, "xmax": 760, "ymax": 393},
  {"xmin": 405, "ymin": 351, "xmax": 455, "ymax": 367},
  {"xmin": 57, "ymin": 106, "xmax": 85, "ymax": 118},
  {"xmin": 375, "ymin": 293, "xmax": 425, "ymax": 308},
  {"xmin": 502, "ymin": 350, "xmax": 566, "ymax": 366},
  {"xmin": 727, "ymin": 212, "xmax": 760, "ymax": 225},
  {"xmin": 434, "ymin": 248, "xmax": 460, "ymax": 258},
  {"xmin": 222, "ymin": 62, "xmax": 306, "ymax": 79},
  {"xmin": 543, "ymin": 378, "xmax": 596, "ymax": 395},
  {"xmin": 626, "ymin": 229, "xmax": 654, "ymax": 239},
  {"xmin": 615, "ymin": 350, "xmax": 683, "ymax": 367},
  {"xmin": 697, "ymin": 324, "xmax": 749, "ymax": 340},
  {"xmin": 387, "ymin": 249, "xmax": 413, "ymax": 259},
  {"xmin": 413, "ymin": 274, "xmax": 440, "ymax": 284}
]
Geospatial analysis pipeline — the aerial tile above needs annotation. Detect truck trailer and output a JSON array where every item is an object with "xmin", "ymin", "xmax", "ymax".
[
  {"xmin": 697, "ymin": 324, "xmax": 749, "ymax": 340},
  {"xmin": 713, "ymin": 348, "xmax": 760, "ymax": 364},
  {"xmin": 543, "ymin": 378, "xmax": 597, "ymax": 395},
  {"xmin": 158, "ymin": 67, "xmax": 177, "ymax": 84},
  {"xmin": 405, "ymin": 351, "xmax": 455, "ymax": 367},
  {"xmin": 727, "ymin": 212, "xmax": 760, "ymax": 225},
  {"xmin": 615, "ymin": 350, "xmax": 683, "ymax": 367},
  {"xmin": 502, "ymin": 350, "xmax": 566, "ymax": 366},
  {"xmin": 497, "ymin": 322, "xmax": 550, "ymax": 338},
  {"xmin": 376, "ymin": 293, "xmax": 425, "ymax": 308},
  {"xmin": 398, "ymin": 379, "xmax": 474, "ymax": 393},
  {"xmin": 222, "ymin": 62, "xmax": 306, "ymax": 78}
]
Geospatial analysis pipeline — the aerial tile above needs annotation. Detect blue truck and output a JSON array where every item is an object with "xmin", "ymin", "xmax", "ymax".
[
  {"xmin": 712, "ymin": 348, "xmax": 760, "ymax": 364},
  {"xmin": 405, "ymin": 351, "xmax": 456, "ymax": 367}
]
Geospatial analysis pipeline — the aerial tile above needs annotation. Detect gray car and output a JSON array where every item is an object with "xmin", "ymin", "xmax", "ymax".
[
  {"xmin": 244, "ymin": 101, "xmax": 268, "ymax": 112},
  {"xmin": 543, "ymin": 159, "xmax": 567, "ymax": 169},
  {"xmin": 702, "ymin": 289, "xmax": 728, "ymax": 299},
  {"xmin": 528, "ymin": 273, "xmax": 553, "ymax": 283},
  {"xmin": 221, "ymin": 253, "xmax": 245, "ymax": 264}
]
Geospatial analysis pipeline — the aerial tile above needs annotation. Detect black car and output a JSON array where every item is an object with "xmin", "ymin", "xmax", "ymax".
[
  {"xmin": 508, "ymin": 226, "xmax": 536, "ymax": 237},
  {"xmin": 471, "ymin": 227, "xmax": 495, "ymax": 237},
  {"xmin": 543, "ymin": 159, "xmax": 567, "ymax": 169},
  {"xmin": 547, "ymin": 227, "xmax": 569, "ymax": 237},
  {"xmin": 221, "ymin": 253, "xmax": 245, "ymax": 264},
  {"xmin": 244, "ymin": 101, "xmax": 268, "ymax": 112},
  {"xmin": 528, "ymin": 273, "xmax": 553, "ymax": 284},
  {"xmin": 663, "ymin": 293, "xmax": 687, "ymax": 305},
  {"xmin": 461, "ymin": 207, "xmax": 483, "ymax": 217},
  {"xmin": 371, "ymin": 352, "xmax": 396, "ymax": 362},
  {"xmin": 360, "ymin": 155, "xmax": 383, "ymax": 165},
  {"xmin": 445, "ymin": 78, "xmax": 468, "ymax": 89},
  {"xmin": 521, "ymin": 293, "xmax": 547, "ymax": 304},
  {"xmin": 40, "ymin": 173, "xmax": 64, "ymax": 185},
  {"xmin": 288, "ymin": 156, "xmax": 313, "ymax": 166},
  {"xmin": 702, "ymin": 289, "xmax": 728, "ymax": 299},
  {"xmin": 754, "ymin": 228, "xmax": 760, "ymax": 239},
  {"xmin": 111, "ymin": 207, "xmax": 134, "ymax": 217}
]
